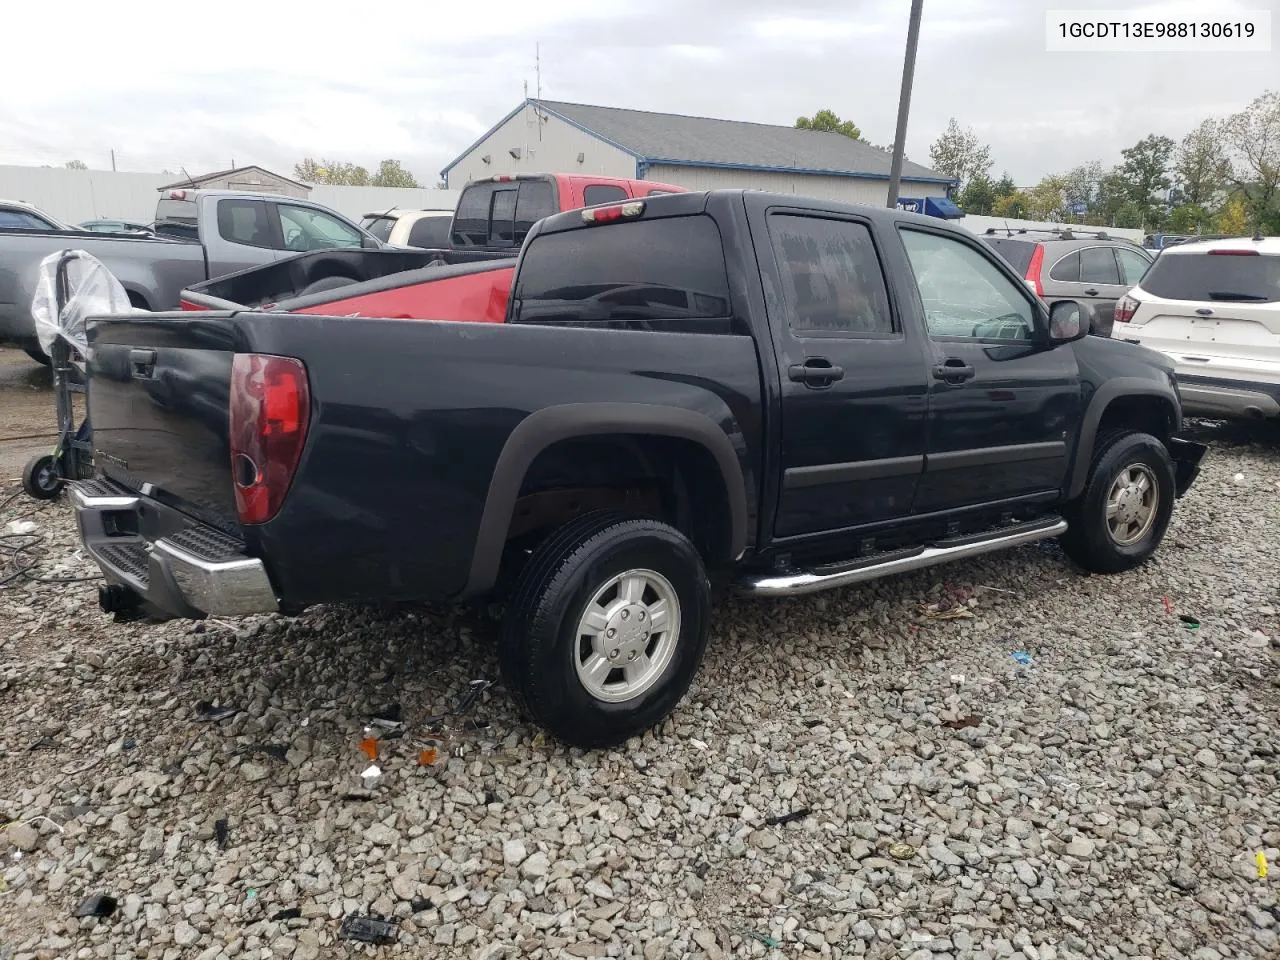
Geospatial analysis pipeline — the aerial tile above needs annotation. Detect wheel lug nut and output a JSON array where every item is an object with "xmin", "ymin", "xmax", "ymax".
[
  {"xmin": 638, "ymin": 611, "xmax": 645, "ymax": 621},
  {"xmin": 607, "ymin": 628, "xmax": 616, "ymax": 638},
  {"xmin": 609, "ymin": 649, "xmax": 619, "ymax": 659},
  {"xmin": 621, "ymin": 610, "xmax": 629, "ymax": 620}
]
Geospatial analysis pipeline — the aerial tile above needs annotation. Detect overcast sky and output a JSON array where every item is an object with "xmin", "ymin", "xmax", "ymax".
[{"xmin": 1, "ymin": 0, "xmax": 1275, "ymax": 186}]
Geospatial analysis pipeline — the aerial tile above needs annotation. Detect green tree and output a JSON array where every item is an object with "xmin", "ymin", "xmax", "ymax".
[
  {"xmin": 1223, "ymin": 90, "xmax": 1280, "ymax": 232},
  {"xmin": 1175, "ymin": 118, "xmax": 1231, "ymax": 208},
  {"xmin": 993, "ymin": 191, "xmax": 1031, "ymax": 219},
  {"xmin": 1026, "ymin": 175, "xmax": 1068, "ymax": 221},
  {"xmin": 927, "ymin": 118, "xmax": 992, "ymax": 190},
  {"xmin": 1059, "ymin": 161, "xmax": 1105, "ymax": 218},
  {"xmin": 65, "ymin": 159, "xmax": 87, "ymax": 170},
  {"xmin": 370, "ymin": 159, "xmax": 420, "ymax": 188},
  {"xmin": 1216, "ymin": 196, "xmax": 1249, "ymax": 234},
  {"xmin": 958, "ymin": 173, "xmax": 997, "ymax": 215},
  {"xmin": 1116, "ymin": 134, "xmax": 1175, "ymax": 227},
  {"xmin": 293, "ymin": 158, "xmax": 371, "ymax": 185},
  {"xmin": 993, "ymin": 173, "xmax": 1018, "ymax": 198},
  {"xmin": 795, "ymin": 109, "xmax": 863, "ymax": 140}
]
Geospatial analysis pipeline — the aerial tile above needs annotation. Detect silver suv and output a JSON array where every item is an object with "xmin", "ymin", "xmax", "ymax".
[{"xmin": 980, "ymin": 229, "xmax": 1153, "ymax": 338}]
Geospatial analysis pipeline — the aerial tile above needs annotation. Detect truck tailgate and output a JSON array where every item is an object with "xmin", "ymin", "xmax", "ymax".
[{"xmin": 87, "ymin": 313, "xmax": 242, "ymax": 533}]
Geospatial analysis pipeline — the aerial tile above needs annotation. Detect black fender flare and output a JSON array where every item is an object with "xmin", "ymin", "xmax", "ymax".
[
  {"xmin": 462, "ymin": 402, "xmax": 749, "ymax": 598},
  {"xmin": 1067, "ymin": 378, "xmax": 1179, "ymax": 500}
]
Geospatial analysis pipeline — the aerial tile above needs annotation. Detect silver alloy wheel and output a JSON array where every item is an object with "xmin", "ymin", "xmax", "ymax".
[
  {"xmin": 573, "ymin": 568, "xmax": 680, "ymax": 704},
  {"xmin": 1106, "ymin": 463, "xmax": 1158, "ymax": 546}
]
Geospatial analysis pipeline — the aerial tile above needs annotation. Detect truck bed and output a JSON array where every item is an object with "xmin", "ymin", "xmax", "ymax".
[{"xmin": 181, "ymin": 249, "xmax": 517, "ymax": 323}]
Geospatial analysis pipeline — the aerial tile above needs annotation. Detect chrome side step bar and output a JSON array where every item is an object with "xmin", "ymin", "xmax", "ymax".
[{"xmin": 735, "ymin": 516, "xmax": 1068, "ymax": 598}]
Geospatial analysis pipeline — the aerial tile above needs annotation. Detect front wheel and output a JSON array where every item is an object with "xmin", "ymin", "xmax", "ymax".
[
  {"xmin": 22, "ymin": 454, "xmax": 63, "ymax": 500},
  {"xmin": 1060, "ymin": 431, "xmax": 1174, "ymax": 573},
  {"xmin": 499, "ymin": 512, "xmax": 711, "ymax": 748}
]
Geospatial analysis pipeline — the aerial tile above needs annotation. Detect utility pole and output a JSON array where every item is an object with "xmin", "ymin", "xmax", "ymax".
[
  {"xmin": 110, "ymin": 149, "xmax": 116, "ymax": 172},
  {"xmin": 885, "ymin": 0, "xmax": 924, "ymax": 209}
]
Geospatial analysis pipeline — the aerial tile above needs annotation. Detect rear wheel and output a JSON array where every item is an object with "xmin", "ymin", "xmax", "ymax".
[
  {"xmin": 23, "ymin": 345, "xmax": 50, "ymax": 366},
  {"xmin": 1060, "ymin": 431, "xmax": 1174, "ymax": 573},
  {"xmin": 499, "ymin": 512, "xmax": 711, "ymax": 748},
  {"xmin": 22, "ymin": 454, "xmax": 62, "ymax": 500}
]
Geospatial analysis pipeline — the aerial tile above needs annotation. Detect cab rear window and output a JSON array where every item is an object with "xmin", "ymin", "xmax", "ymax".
[
  {"xmin": 1142, "ymin": 252, "xmax": 1280, "ymax": 303},
  {"xmin": 512, "ymin": 214, "xmax": 735, "ymax": 333}
]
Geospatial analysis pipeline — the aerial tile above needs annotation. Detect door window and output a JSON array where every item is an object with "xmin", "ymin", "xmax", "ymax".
[
  {"xmin": 217, "ymin": 199, "xmax": 274, "ymax": 248},
  {"xmin": 900, "ymin": 229, "xmax": 1037, "ymax": 341},
  {"xmin": 488, "ymin": 189, "xmax": 517, "ymax": 246},
  {"xmin": 768, "ymin": 215, "xmax": 894, "ymax": 336},
  {"xmin": 1116, "ymin": 247, "xmax": 1152, "ymax": 285},
  {"xmin": 277, "ymin": 205, "xmax": 363, "ymax": 251},
  {"xmin": 406, "ymin": 216, "xmax": 451, "ymax": 249},
  {"xmin": 1079, "ymin": 246, "xmax": 1121, "ymax": 285}
]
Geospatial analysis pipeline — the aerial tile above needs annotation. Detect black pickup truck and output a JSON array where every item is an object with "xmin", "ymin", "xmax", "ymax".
[{"xmin": 72, "ymin": 190, "xmax": 1206, "ymax": 747}]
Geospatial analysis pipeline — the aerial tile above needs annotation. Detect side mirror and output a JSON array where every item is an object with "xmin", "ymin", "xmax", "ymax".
[
  {"xmin": 1048, "ymin": 301, "xmax": 1089, "ymax": 343},
  {"xmin": 361, "ymin": 234, "xmax": 381, "ymax": 249}
]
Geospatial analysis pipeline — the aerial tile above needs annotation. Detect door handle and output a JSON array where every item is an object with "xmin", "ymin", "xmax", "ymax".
[
  {"xmin": 932, "ymin": 358, "xmax": 975, "ymax": 383},
  {"xmin": 788, "ymin": 358, "xmax": 844, "ymax": 388},
  {"xmin": 129, "ymin": 348, "xmax": 157, "ymax": 379},
  {"xmin": 1083, "ymin": 288, "xmax": 1099, "ymax": 296}
]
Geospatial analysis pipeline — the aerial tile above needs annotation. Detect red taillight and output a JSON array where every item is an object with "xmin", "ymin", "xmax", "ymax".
[
  {"xmin": 1115, "ymin": 294, "xmax": 1139, "ymax": 323},
  {"xmin": 169, "ymin": 189, "xmax": 187, "ymax": 200},
  {"xmin": 581, "ymin": 201, "xmax": 644, "ymax": 224},
  {"xmin": 1208, "ymin": 249, "xmax": 1260, "ymax": 256},
  {"xmin": 1024, "ymin": 244, "xmax": 1045, "ymax": 297},
  {"xmin": 229, "ymin": 354, "xmax": 310, "ymax": 524}
]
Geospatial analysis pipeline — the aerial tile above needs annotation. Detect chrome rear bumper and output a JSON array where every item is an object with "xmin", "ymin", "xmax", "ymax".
[{"xmin": 72, "ymin": 479, "xmax": 277, "ymax": 618}]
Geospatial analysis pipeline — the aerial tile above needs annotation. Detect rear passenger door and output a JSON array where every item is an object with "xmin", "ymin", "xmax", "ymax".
[{"xmin": 755, "ymin": 204, "xmax": 931, "ymax": 539}]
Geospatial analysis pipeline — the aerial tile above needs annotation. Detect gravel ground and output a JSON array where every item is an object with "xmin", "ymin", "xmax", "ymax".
[{"xmin": 1, "ymin": 422, "xmax": 1278, "ymax": 960}]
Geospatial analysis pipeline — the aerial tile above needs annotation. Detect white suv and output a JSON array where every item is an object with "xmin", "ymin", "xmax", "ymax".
[{"xmin": 1110, "ymin": 236, "xmax": 1280, "ymax": 420}]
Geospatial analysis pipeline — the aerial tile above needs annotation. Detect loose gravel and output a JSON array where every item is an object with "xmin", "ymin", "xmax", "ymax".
[{"xmin": 1, "ymin": 422, "xmax": 1278, "ymax": 960}]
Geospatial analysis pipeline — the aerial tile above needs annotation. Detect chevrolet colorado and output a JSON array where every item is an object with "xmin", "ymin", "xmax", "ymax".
[{"xmin": 71, "ymin": 190, "xmax": 1206, "ymax": 747}]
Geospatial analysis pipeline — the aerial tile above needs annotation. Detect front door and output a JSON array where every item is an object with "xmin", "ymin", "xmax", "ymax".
[
  {"xmin": 758, "ymin": 207, "xmax": 931, "ymax": 540},
  {"xmin": 897, "ymin": 226, "xmax": 1081, "ymax": 514}
]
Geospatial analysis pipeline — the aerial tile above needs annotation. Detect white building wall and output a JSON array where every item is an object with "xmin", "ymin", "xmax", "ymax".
[
  {"xmin": 0, "ymin": 165, "xmax": 460, "ymax": 224},
  {"xmin": 644, "ymin": 163, "xmax": 950, "ymax": 206},
  {"xmin": 445, "ymin": 105, "xmax": 635, "ymax": 188}
]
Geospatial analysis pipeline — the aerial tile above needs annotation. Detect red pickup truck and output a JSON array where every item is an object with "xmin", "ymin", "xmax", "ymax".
[{"xmin": 181, "ymin": 172, "xmax": 686, "ymax": 321}]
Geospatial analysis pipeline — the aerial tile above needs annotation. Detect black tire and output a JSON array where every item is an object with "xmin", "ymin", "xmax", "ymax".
[
  {"xmin": 300, "ymin": 276, "xmax": 358, "ymax": 296},
  {"xmin": 500, "ymin": 512, "xmax": 711, "ymax": 749},
  {"xmin": 22, "ymin": 454, "xmax": 63, "ymax": 500},
  {"xmin": 23, "ymin": 345, "xmax": 50, "ymax": 366},
  {"xmin": 1059, "ymin": 430, "xmax": 1174, "ymax": 573}
]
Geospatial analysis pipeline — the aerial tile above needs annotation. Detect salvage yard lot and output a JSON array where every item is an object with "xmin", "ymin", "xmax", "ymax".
[{"xmin": 1, "ymin": 346, "xmax": 1278, "ymax": 959}]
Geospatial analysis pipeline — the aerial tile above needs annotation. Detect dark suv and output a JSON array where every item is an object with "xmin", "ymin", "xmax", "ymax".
[{"xmin": 981, "ymin": 229, "xmax": 1153, "ymax": 338}]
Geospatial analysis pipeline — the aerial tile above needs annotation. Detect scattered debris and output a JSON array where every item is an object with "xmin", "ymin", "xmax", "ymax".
[
  {"xmin": 888, "ymin": 842, "xmax": 917, "ymax": 861},
  {"xmin": 451, "ymin": 680, "xmax": 492, "ymax": 716},
  {"xmin": 1179, "ymin": 615, "xmax": 1200, "ymax": 630},
  {"xmin": 689, "ymin": 738, "xmax": 708, "ymax": 751},
  {"xmin": 27, "ymin": 735, "xmax": 56, "ymax": 751},
  {"xmin": 1163, "ymin": 595, "xmax": 1173, "ymax": 615},
  {"xmin": 803, "ymin": 718, "xmax": 823, "ymax": 728},
  {"xmin": 214, "ymin": 817, "xmax": 229, "ymax": 850},
  {"xmin": 358, "ymin": 737, "xmax": 379, "ymax": 761},
  {"xmin": 1234, "ymin": 472, "xmax": 1246, "ymax": 484},
  {"xmin": 409, "ymin": 897, "xmax": 433, "ymax": 913},
  {"xmin": 941, "ymin": 714, "xmax": 982, "ymax": 730},
  {"xmin": 339, "ymin": 914, "xmax": 397, "ymax": 945},
  {"xmin": 919, "ymin": 599, "xmax": 975, "ymax": 621},
  {"xmin": 241, "ymin": 743, "xmax": 287, "ymax": 762},
  {"xmin": 5, "ymin": 520, "xmax": 37, "ymax": 535},
  {"xmin": 1258, "ymin": 851, "xmax": 1269, "ymax": 879},
  {"xmin": 71, "ymin": 893, "xmax": 117, "ymax": 918},
  {"xmin": 364, "ymin": 702, "xmax": 403, "ymax": 729},
  {"xmin": 1011, "ymin": 651, "xmax": 1032, "ymax": 666},
  {"xmin": 417, "ymin": 747, "xmax": 439, "ymax": 766},
  {"xmin": 359, "ymin": 764, "xmax": 382, "ymax": 782},
  {"xmin": 950, "ymin": 674, "xmax": 965, "ymax": 687},
  {"xmin": 121, "ymin": 737, "xmax": 137, "ymax": 751},
  {"xmin": 194, "ymin": 701, "xmax": 238, "ymax": 722},
  {"xmin": 737, "ymin": 928, "xmax": 780, "ymax": 949},
  {"xmin": 763, "ymin": 808, "xmax": 811, "ymax": 827},
  {"xmin": 271, "ymin": 907, "xmax": 302, "ymax": 921}
]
